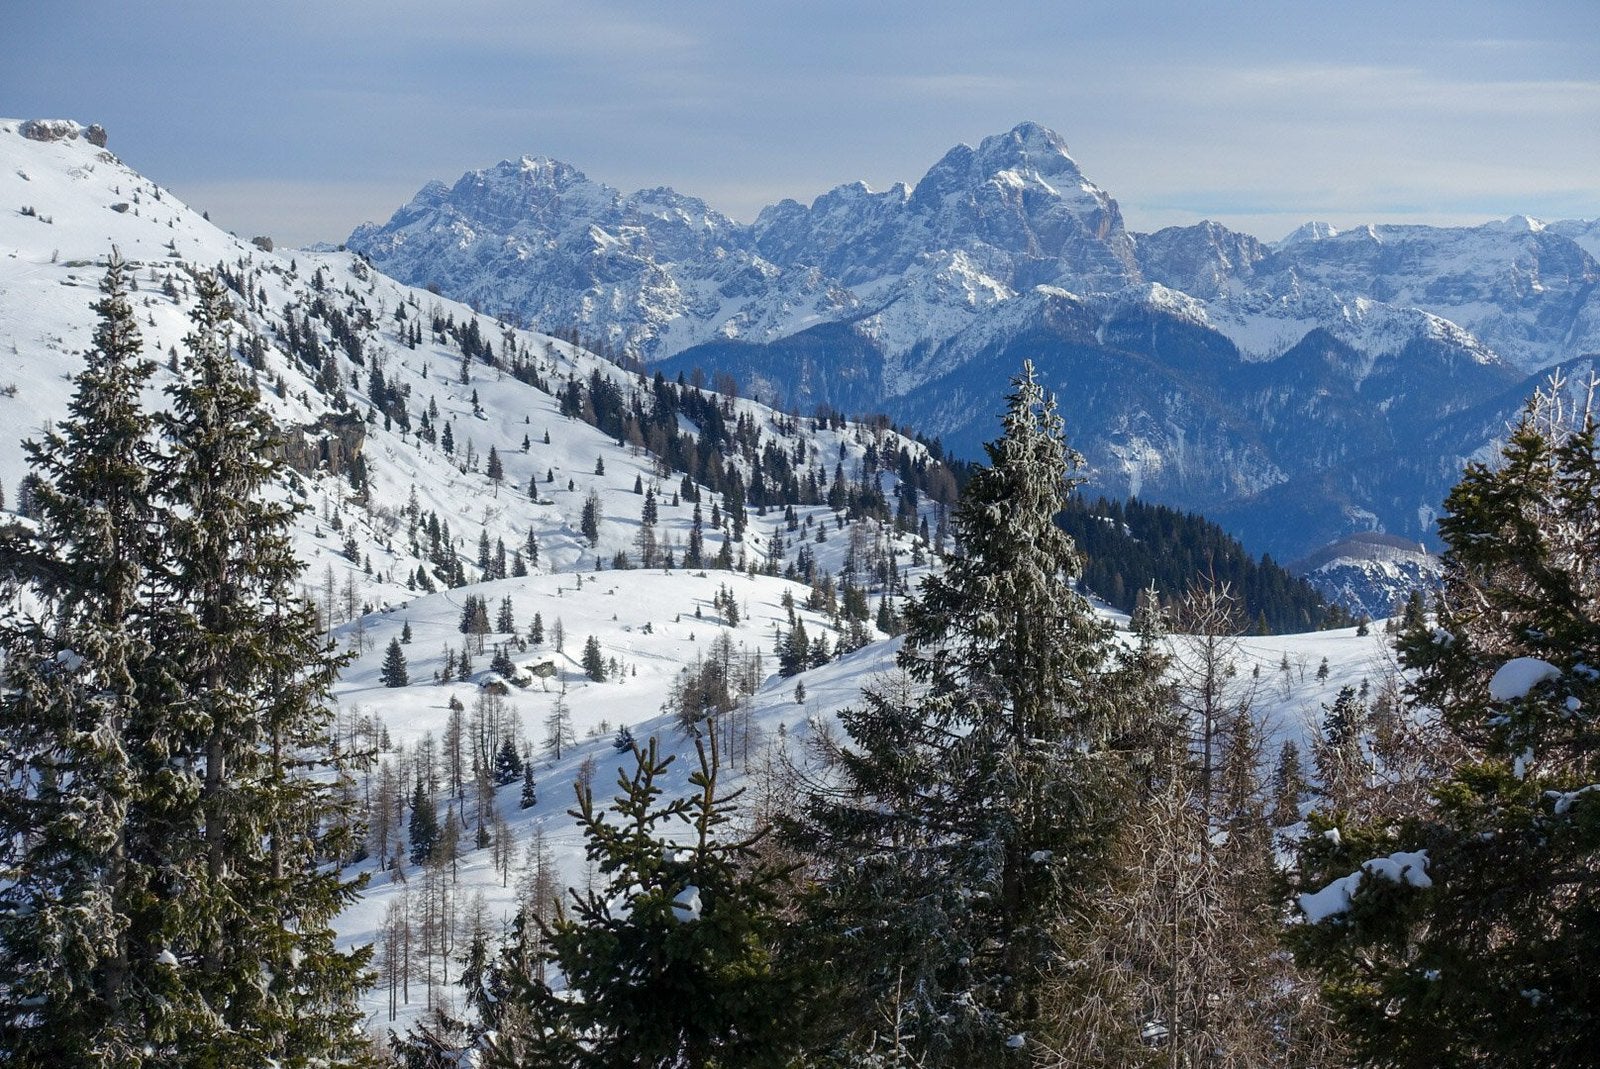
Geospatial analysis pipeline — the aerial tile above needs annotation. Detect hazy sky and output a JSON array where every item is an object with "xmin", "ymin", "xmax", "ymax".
[{"xmin": 7, "ymin": 1, "xmax": 1598, "ymax": 247}]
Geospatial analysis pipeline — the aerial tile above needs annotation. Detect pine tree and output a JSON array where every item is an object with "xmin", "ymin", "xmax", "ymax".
[
  {"xmin": 1292, "ymin": 384, "xmax": 1600, "ymax": 1067},
  {"xmin": 580, "ymin": 489, "xmax": 601, "ymax": 546},
  {"xmin": 581, "ymin": 634, "xmax": 607, "ymax": 682},
  {"xmin": 381, "ymin": 636, "xmax": 409, "ymax": 687},
  {"xmin": 788, "ymin": 363, "xmax": 1173, "ymax": 1066},
  {"xmin": 0, "ymin": 249, "xmax": 158, "ymax": 1061},
  {"xmin": 488, "ymin": 736, "xmax": 809, "ymax": 1067},
  {"xmin": 486, "ymin": 445, "xmax": 503, "ymax": 483},
  {"xmin": 494, "ymin": 736, "xmax": 525, "ymax": 786},
  {"xmin": 149, "ymin": 269, "xmax": 373, "ymax": 1062},
  {"xmin": 1, "ymin": 263, "xmax": 373, "ymax": 1065},
  {"xmin": 409, "ymin": 781, "xmax": 440, "ymax": 865},
  {"xmin": 519, "ymin": 763, "xmax": 538, "ymax": 810}
]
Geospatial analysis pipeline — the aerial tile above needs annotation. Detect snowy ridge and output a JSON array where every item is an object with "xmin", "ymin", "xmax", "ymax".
[
  {"xmin": 350, "ymin": 122, "xmax": 1598, "ymax": 382},
  {"xmin": 0, "ymin": 118, "xmax": 1422, "ymax": 1039}
]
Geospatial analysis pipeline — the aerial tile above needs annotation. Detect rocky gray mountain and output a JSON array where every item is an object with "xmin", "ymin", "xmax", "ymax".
[
  {"xmin": 348, "ymin": 123, "xmax": 1600, "ymax": 560},
  {"xmin": 1290, "ymin": 533, "xmax": 1442, "ymax": 620}
]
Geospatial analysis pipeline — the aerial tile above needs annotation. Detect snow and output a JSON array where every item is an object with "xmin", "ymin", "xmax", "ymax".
[
  {"xmin": 0, "ymin": 118, "xmax": 1438, "ymax": 1034},
  {"xmin": 1548, "ymin": 784, "xmax": 1600, "ymax": 817},
  {"xmin": 1488, "ymin": 657, "xmax": 1561, "ymax": 701},
  {"xmin": 1299, "ymin": 849, "xmax": 1432, "ymax": 923},
  {"xmin": 670, "ymin": 884, "xmax": 702, "ymax": 923}
]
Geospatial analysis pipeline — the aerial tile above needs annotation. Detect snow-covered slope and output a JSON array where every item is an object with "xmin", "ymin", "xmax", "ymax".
[
  {"xmin": 345, "ymin": 121, "xmax": 1597, "ymax": 559},
  {"xmin": 1292, "ymin": 533, "xmax": 1442, "ymax": 619},
  {"xmin": 349, "ymin": 120, "xmax": 1599, "ymax": 382},
  {"xmin": 0, "ymin": 117, "xmax": 969, "ymax": 1031},
  {"xmin": 0, "ymin": 117, "xmax": 1477, "ymax": 1040}
]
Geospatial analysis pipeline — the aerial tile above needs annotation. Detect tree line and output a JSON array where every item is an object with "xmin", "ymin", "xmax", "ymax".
[{"xmin": 394, "ymin": 365, "xmax": 1600, "ymax": 1067}]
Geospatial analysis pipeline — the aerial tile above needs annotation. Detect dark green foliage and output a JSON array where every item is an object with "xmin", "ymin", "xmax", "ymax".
[
  {"xmin": 581, "ymin": 634, "xmax": 607, "ymax": 682},
  {"xmin": 409, "ymin": 782, "xmax": 438, "ymax": 865},
  {"xmin": 519, "ymin": 763, "xmax": 537, "ymax": 810},
  {"xmin": 381, "ymin": 636, "xmax": 409, "ymax": 687},
  {"xmin": 1292, "ymin": 394, "xmax": 1600, "ymax": 1067},
  {"xmin": 788, "ymin": 363, "xmax": 1173, "ymax": 1065},
  {"xmin": 493, "ymin": 736, "xmax": 524, "ymax": 786},
  {"xmin": 0, "ymin": 249, "xmax": 156, "ymax": 1061},
  {"xmin": 486, "ymin": 736, "xmax": 809, "ymax": 1068},
  {"xmin": 581, "ymin": 489, "xmax": 601, "ymax": 546},
  {"xmin": 1058, "ymin": 494, "xmax": 1334, "ymax": 633},
  {"xmin": 0, "ymin": 262, "xmax": 373, "ymax": 1066}
]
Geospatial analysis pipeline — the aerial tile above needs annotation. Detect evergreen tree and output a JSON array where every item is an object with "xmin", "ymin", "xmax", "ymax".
[
  {"xmin": 149, "ymin": 269, "xmax": 372, "ymax": 1062},
  {"xmin": 581, "ymin": 634, "xmax": 607, "ymax": 682},
  {"xmin": 486, "ymin": 445, "xmax": 503, "ymax": 483},
  {"xmin": 494, "ymin": 736, "xmax": 525, "ymax": 786},
  {"xmin": 788, "ymin": 363, "xmax": 1172, "ymax": 1066},
  {"xmin": 488, "ymin": 736, "xmax": 808, "ymax": 1068},
  {"xmin": 409, "ymin": 781, "xmax": 439, "ymax": 865},
  {"xmin": 580, "ymin": 489, "xmax": 601, "ymax": 546},
  {"xmin": 381, "ymin": 636, "xmax": 409, "ymax": 687},
  {"xmin": 1293, "ymin": 384, "xmax": 1600, "ymax": 1066},
  {"xmin": 0, "ymin": 250, "xmax": 158, "ymax": 1061},
  {"xmin": 519, "ymin": 763, "xmax": 537, "ymax": 810},
  {"xmin": 1, "ymin": 263, "xmax": 373, "ymax": 1066}
]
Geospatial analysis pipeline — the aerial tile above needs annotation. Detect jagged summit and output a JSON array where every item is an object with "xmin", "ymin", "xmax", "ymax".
[
  {"xmin": 1276, "ymin": 220, "xmax": 1339, "ymax": 248},
  {"xmin": 344, "ymin": 124, "xmax": 1600, "ymax": 559}
]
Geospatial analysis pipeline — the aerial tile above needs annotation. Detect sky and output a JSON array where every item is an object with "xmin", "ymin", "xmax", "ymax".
[{"xmin": 7, "ymin": 1, "xmax": 1599, "ymax": 247}]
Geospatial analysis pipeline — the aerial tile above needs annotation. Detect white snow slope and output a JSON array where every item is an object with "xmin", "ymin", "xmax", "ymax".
[{"xmin": 0, "ymin": 119, "xmax": 1399, "ymax": 1039}]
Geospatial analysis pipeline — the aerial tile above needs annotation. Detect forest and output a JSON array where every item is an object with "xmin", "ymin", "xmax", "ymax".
[{"xmin": 3, "ymin": 258, "xmax": 1598, "ymax": 1067}]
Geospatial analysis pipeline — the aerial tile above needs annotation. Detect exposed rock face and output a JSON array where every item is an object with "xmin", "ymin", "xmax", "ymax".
[
  {"xmin": 281, "ymin": 411, "xmax": 366, "ymax": 480},
  {"xmin": 19, "ymin": 119, "xmax": 106, "ymax": 147},
  {"xmin": 1293, "ymin": 533, "xmax": 1442, "ymax": 619},
  {"xmin": 347, "ymin": 121, "xmax": 1600, "ymax": 559}
]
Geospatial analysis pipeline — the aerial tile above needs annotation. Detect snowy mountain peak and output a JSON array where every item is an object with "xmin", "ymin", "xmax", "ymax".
[
  {"xmin": 1275, "ymin": 220, "xmax": 1339, "ymax": 248},
  {"xmin": 974, "ymin": 120, "xmax": 1080, "ymax": 177},
  {"xmin": 17, "ymin": 117, "xmax": 109, "ymax": 147}
]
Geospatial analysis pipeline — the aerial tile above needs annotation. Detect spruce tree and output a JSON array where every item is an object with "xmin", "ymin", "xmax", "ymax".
[
  {"xmin": 519, "ymin": 763, "xmax": 538, "ymax": 810},
  {"xmin": 488, "ymin": 736, "xmax": 808, "ymax": 1068},
  {"xmin": 1292, "ymin": 386, "xmax": 1600, "ymax": 1067},
  {"xmin": 1, "ymin": 263, "xmax": 373, "ymax": 1066},
  {"xmin": 148, "ymin": 269, "xmax": 372, "ymax": 1064},
  {"xmin": 787, "ymin": 362, "xmax": 1173, "ymax": 1066},
  {"xmin": 494, "ymin": 736, "xmax": 525, "ymax": 786},
  {"xmin": 409, "ymin": 781, "xmax": 439, "ymax": 865},
  {"xmin": 381, "ymin": 636, "xmax": 409, "ymax": 687},
  {"xmin": 0, "ymin": 249, "xmax": 158, "ymax": 1061},
  {"xmin": 580, "ymin": 489, "xmax": 601, "ymax": 546},
  {"xmin": 581, "ymin": 634, "xmax": 607, "ymax": 682}
]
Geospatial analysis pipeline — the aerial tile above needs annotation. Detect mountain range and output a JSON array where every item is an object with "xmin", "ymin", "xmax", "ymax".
[
  {"xmin": 0, "ymin": 117, "xmax": 1446, "ymax": 1034},
  {"xmin": 348, "ymin": 122, "xmax": 1600, "ymax": 561}
]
